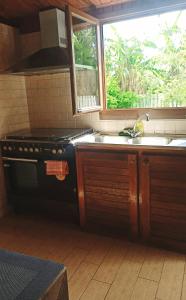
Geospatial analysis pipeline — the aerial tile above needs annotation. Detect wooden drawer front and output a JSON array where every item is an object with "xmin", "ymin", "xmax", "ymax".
[
  {"xmin": 76, "ymin": 150, "xmax": 138, "ymax": 236},
  {"xmin": 141, "ymin": 154, "xmax": 186, "ymax": 244}
]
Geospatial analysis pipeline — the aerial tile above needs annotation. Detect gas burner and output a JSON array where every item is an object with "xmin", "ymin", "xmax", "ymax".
[
  {"xmin": 5, "ymin": 128, "xmax": 93, "ymax": 142},
  {"xmin": 1, "ymin": 128, "xmax": 93, "ymax": 160}
]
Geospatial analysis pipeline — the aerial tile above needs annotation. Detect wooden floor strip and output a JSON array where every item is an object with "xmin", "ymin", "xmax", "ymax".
[
  {"xmin": 69, "ymin": 262, "xmax": 98, "ymax": 300},
  {"xmin": 0, "ymin": 215, "xmax": 185, "ymax": 300},
  {"xmin": 181, "ymin": 274, "xmax": 186, "ymax": 300},
  {"xmin": 84, "ymin": 237, "xmax": 113, "ymax": 266},
  {"xmin": 130, "ymin": 278, "xmax": 158, "ymax": 300},
  {"xmin": 139, "ymin": 248, "xmax": 165, "ymax": 282},
  {"xmin": 156, "ymin": 253, "xmax": 185, "ymax": 300},
  {"xmin": 93, "ymin": 241, "xmax": 128, "ymax": 284},
  {"xmin": 105, "ymin": 245, "xmax": 147, "ymax": 300},
  {"xmin": 80, "ymin": 279, "xmax": 110, "ymax": 300},
  {"xmin": 63, "ymin": 248, "xmax": 89, "ymax": 279}
]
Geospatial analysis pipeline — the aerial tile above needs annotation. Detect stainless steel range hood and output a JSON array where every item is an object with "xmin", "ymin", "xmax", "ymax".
[{"xmin": 9, "ymin": 8, "xmax": 70, "ymax": 75}]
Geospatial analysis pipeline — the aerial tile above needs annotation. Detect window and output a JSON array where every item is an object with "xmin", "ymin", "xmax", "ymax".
[
  {"xmin": 102, "ymin": 9, "xmax": 186, "ymax": 111},
  {"xmin": 66, "ymin": 6, "xmax": 102, "ymax": 115}
]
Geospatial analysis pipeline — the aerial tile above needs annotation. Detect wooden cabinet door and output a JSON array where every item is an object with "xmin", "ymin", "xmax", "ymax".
[
  {"xmin": 76, "ymin": 149, "xmax": 138, "ymax": 237},
  {"xmin": 140, "ymin": 154, "xmax": 186, "ymax": 250}
]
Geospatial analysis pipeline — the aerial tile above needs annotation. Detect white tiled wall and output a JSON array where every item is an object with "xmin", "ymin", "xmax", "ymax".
[
  {"xmin": 0, "ymin": 75, "xmax": 30, "ymax": 137},
  {"xmin": 0, "ymin": 75, "xmax": 30, "ymax": 217},
  {"xmin": 26, "ymin": 73, "xmax": 186, "ymax": 134}
]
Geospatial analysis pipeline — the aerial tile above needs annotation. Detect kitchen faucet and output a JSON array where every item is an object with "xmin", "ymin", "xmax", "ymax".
[
  {"xmin": 119, "ymin": 113, "xmax": 150, "ymax": 138},
  {"xmin": 133, "ymin": 113, "xmax": 150, "ymax": 136}
]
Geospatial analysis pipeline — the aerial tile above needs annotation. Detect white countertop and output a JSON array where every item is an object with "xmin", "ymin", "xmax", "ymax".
[{"xmin": 72, "ymin": 132, "xmax": 186, "ymax": 148}]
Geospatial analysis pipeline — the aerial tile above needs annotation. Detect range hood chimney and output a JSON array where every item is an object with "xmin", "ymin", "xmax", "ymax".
[
  {"xmin": 9, "ymin": 8, "xmax": 69, "ymax": 75},
  {"xmin": 40, "ymin": 8, "xmax": 67, "ymax": 50}
]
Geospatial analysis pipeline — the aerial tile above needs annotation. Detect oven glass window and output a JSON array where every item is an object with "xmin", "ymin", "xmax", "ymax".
[{"xmin": 13, "ymin": 162, "xmax": 38, "ymax": 189}]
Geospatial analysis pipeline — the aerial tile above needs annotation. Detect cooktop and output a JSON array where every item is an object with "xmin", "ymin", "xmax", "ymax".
[{"xmin": 5, "ymin": 128, "xmax": 93, "ymax": 142}]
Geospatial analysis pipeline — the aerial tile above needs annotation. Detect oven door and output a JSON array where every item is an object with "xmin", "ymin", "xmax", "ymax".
[
  {"xmin": 3, "ymin": 157, "xmax": 40, "ymax": 204},
  {"xmin": 2, "ymin": 157, "xmax": 78, "ymax": 218}
]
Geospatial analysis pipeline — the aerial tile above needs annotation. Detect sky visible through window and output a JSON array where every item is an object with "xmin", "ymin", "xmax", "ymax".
[{"xmin": 104, "ymin": 10, "xmax": 186, "ymax": 57}]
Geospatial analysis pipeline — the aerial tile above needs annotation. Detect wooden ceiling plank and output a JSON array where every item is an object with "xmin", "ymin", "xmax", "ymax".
[
  {"xmin": 0, "ymin": 0, "xmax": 131, "ymax": 19},
  {"xmin": 93, "ymin": 0, "xmax": 186, "ymax": 22}
]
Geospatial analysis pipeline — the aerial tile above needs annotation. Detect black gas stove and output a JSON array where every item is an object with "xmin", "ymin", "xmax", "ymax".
[
  {"xmin": 1, "ymin": 128, "xmax": 93, "ymax": 159},
  {"xmin": 0, "ymin": 128, "xmax": 93, "ymax": 220}
]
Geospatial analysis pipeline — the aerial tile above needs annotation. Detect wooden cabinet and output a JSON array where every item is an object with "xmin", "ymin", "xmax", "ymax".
[
  {"xmin": 140, "ymin": 153, "xmax": 186, "ymax": 251},
  {"xmin": 76, "ymin": 148, "xmax": 138, "ymax": 238}
]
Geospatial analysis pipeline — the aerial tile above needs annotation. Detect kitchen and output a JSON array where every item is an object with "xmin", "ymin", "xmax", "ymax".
[{"xmin": 0, "ymin": 0, "xmax": 186, "ymax": 299}]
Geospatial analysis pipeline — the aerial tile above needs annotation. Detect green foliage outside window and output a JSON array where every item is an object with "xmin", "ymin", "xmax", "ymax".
[
  {"xmin": 104, "ymin": 11, "xmax": 186, "ymax": 109},
  {"xmin": 73, "ymin": 26, "xmax": 97, "ymax": 67}
]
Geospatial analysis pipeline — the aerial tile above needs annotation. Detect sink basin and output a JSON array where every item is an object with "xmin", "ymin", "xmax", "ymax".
[
  {"xmin": 74, "ymin": 132, "xmax": 186, "ymax": 147},
  {"xmin": 128, "ymin": 136, "xmax": 171, "ymax": 146},
  {"xmin": 168, "ymin": 138, "xmax": 186, "ymax": 147},
  {"xmin": 95, "ymin": 135, "xmax": 129, "ymax": 144}
]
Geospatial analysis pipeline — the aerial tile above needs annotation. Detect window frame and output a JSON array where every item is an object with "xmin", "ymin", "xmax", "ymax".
[
  {"xmin": 66, "ymin": 5, "xmax": 103, "ymax": 115},
  {"xmin": 99, "ymin": 3, "xmax": 186, "ymax": 120}
]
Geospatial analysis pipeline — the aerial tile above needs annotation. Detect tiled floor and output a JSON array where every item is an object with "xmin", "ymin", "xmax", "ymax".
[{"xmin": 0, "ymin": 214, "xmax": 185, "ymax": 300}]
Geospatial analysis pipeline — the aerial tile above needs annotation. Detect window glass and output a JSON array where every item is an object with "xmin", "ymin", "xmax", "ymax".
[
  {"xmin": 72, "ymin": 15, "xmax": 100, "ymax": 112},
  {"xmin": 103, "ymin": 9, "xmax": 186, "ymax": 109}
]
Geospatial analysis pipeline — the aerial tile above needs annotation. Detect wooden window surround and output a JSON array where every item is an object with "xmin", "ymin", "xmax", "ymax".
[
  {"xmin": 98, "ymin": 1, "xmax": 186, "ymax": 120},
  {"xmin": 66, "ymin": 6, "xmax": 103, "ymax": 115}
]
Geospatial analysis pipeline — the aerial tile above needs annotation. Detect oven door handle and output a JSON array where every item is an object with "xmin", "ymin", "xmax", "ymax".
[{"xmin": 2, "ymin": 157, "xmax": 38, "ymax": 163}]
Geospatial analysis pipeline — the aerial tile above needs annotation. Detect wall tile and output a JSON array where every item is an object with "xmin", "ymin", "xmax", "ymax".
[
  {"xmin": 0, "ymin": 75, "xmax": 30, "ymax": 216},
  {"xmin": 26, "ymin": 74, "xmax": 186, "ymax": 134}
]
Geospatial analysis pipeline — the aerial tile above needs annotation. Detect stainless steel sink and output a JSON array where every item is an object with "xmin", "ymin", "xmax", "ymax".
[
  {"xmin": 168, "ymin": 138, "xmax": 186, "ymax": 147},
  {"xmin": 95, "ymin": 135, "xmax": 129, "ymax": 144},
  {"xmin": 128, "ymin": 136, "xmax": 172, "ymax": 146},
  {"xmin": 73, "ymin": 132, "xmax": 186, "ymax": 147}
]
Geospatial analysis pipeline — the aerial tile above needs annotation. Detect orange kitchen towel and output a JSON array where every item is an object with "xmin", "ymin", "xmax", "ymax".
[{"xmin": 46, "ymin": 161, "xmax": 69, "ymax": 179}]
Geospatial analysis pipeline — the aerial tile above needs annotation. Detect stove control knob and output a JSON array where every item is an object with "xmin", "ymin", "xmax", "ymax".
[
  {"xmin": 34, "ymin": 148, "xmax": 39, "ymax": 153},
  {"xmin": 19, "ymin": 147, "xmax": 23, "ymax": 152},
  {"xmin": 3, "ymin": 146, "xmax": 7, "ymax": 151},
  {"xmin": 8, "ymin": 146, "xmax": 13, "ymax": 151},
  {"xmin": 58, "ymin": 149, "xmax": 63, "ymax": 155},
  {"xmin": 29, "ymin": 147, "xmax": 34, "ymax": 153},
  {"xmin": 52, "ymin": 149, "xmax": 57, "ymax": 154},
  {"xmin": 24, "ymin": 147, "xmax": 28, "ymax": 152}
]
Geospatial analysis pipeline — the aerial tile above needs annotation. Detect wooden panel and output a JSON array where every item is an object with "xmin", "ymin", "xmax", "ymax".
[
  {"xmin": 85, "ymin": 172, "xmax": 129, "ymax": 183},
  {"xmin": 0, "ymin": 0, "xmax": 131, "ymax": 19},
  {"xmin": 94, "ymin": 0, "xmax": 186, "ymax": 22},
  {"xmin": 128, "ymin": 154, "xmax": 138, "ymax": 237},
  {"xmin": 100, "ymin": 108, "xmax": 186, "ymax": 120},
  {"xmin": 76, "ymin": 149, "xmax": 138, "ymax": 237},
  {"xmin": 140, "ymin": 153, "xmax": 186, "ymax": 250},
  {"xmin": 85, "ymin": 178, "xmax": 129, "ymax": 189},
  {"xmin": 84, "ymin": 165, "xmax": 129, "ymax": 176},
  {"xmin": 87, "ymin": 204, "xmax": 129, "ymax": 217},
  {"xmin": 0, "ymin": 23, "xmax": 20, "ymax": 71},
  {"xmin": 139, "ymin": 156, "xmax": 150, "ymax": 239},
  {"xmin": 85, "ymin": 192, "xmax": 129, "ymax": 208}
]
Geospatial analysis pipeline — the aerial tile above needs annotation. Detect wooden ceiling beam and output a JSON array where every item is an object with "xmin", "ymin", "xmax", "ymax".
[{"xmin": 0, "ymin": 0, "xmax": 132, "ymax": 20}]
